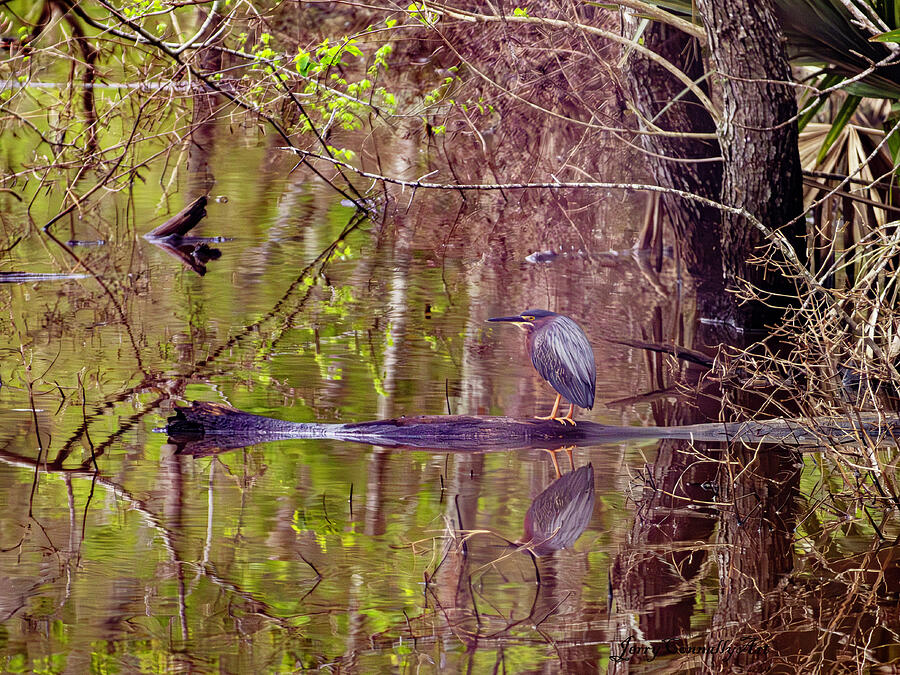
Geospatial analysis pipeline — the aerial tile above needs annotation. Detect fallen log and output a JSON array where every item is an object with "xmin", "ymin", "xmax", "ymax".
[
  {"xmin": 143, "ymin": 196, "xmax": 224, "ymax": 275},
  {"xmin": 0, "ymin": 272, "xmax": 91, "ymax": 283},
  {"xmin": 163, "ymin": 401, "xmax": 900, "ymax": 455}
]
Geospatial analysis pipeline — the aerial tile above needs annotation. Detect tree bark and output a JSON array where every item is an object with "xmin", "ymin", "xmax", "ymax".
[
  {"xmin": 620, "ymin": 21, "xmax": 726, "ymax": 315},
  {"xmin": 696, "ymin": 0, "xmax": 806, "ymax": 327}
]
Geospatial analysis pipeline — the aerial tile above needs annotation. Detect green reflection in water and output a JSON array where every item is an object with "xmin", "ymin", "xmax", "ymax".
[{"xmin": 0, "ymin": 101, "xmax": 637, "ymax": 672}]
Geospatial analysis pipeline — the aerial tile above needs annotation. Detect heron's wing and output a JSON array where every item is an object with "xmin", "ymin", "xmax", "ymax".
[{"xmin": 530, "ymin": 316, "xmax": 596, "ymax": 409}]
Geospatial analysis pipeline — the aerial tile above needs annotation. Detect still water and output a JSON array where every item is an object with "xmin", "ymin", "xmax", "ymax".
[
  {"xmin": 0, "ymin": 122, "xmax": 677, "ymax": 672},
  {"xmin": 7, "ymin": 116, "xmax": 887, "ymax": 672}
]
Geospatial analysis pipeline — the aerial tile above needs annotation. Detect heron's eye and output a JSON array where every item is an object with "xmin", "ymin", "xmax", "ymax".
[{"xmin": 523, "ymin": 315, "xmax": 535, "ymax": 322}]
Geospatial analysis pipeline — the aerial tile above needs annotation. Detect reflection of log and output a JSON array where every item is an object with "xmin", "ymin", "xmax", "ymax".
[
  {"xmin": 147, "ymin": 238, "xmax": 221, "ymax": 276},
  {"xmin": 166, "ymin": 401, "xmax": 900, "ymax": 454},
  {"xmin": 146, "ymin": 196, "xmax": 208, "ymax": 238}
]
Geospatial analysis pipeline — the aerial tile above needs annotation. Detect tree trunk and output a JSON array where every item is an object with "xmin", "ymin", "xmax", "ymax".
[
  {"xmin": 696, "ymin": 0, "xmax": 806, "ymax": 327},
  {"xmin": 619, "ymin": 21, "xmax": 726, "ymax": 316}
]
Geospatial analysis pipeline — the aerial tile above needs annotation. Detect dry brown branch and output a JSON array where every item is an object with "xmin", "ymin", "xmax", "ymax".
[
  {"xmin": 424, "ymin": 1, "xmax": 719, "ymax": 122},
  {"xmin": 606, "ymin": 0, "xmax": 705, "ymax": 42}
]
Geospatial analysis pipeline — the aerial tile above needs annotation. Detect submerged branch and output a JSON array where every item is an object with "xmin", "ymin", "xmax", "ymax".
[{"xmin": 145, "ymin": 195, "xmax": 208, "ymax": 238}]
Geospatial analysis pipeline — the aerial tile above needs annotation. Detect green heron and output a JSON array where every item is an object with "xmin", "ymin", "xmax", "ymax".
[{"xmin": 488, "ymin": 309, "xmax": 596, "ymax": 425}]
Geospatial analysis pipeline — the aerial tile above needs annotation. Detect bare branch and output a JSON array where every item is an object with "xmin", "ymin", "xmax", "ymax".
[{"xmin": 426, "ymin": 2, "xmax": 720, "ymax": 123}]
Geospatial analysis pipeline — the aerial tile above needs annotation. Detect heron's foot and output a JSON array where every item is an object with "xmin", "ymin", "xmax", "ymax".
[{"xmin": 535, "ymin": 414, "xmax": 572, "ymax": 425}]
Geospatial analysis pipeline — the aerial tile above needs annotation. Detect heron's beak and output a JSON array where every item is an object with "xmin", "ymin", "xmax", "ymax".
[{"xmin": 487, "ymin": 315, "xmax": 525, "ymax": 323}]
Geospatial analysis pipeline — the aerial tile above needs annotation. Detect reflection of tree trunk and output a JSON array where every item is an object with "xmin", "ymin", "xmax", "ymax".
[
  {"xmin": 377, "ymin": 216, "xmax": 413, "ymax": 420},
  {"xmin": 63, "ymin": 3, "xmax": 99, "ymax": 156},
  {"xmin": 158, "ymin": 444, "xmax": 189, "ymax": 641},
  {"xmin": 696, "ymin": 0, "xmax": 805, "ymax": 325},
  {"xmin": 620, "ymin": 20, "xmax": 725, "ymax": 315},
  {"xmin": 36, "ymin": 1, "xmax": 99, "ymax": 155},
  {"xmin": 341, "ymin": 570, "xmax": 364, "ymax": 671},
  {"xmin": 461, "ymin": 249, "xmax": 495, "ymax": 415},
  {"xmin": 187, "ymin": 96, "xmax": 218, "ymax": 198},
  {"xmin": 610, "ymin": 289, "xmax": 725, "ymax": 669},
  {"xmin": 432, "ymin": 452, "xmax": 484, "ymax": 635},
  {"xmin": 610, "ymin": 439, "xmax": 718, "ymax": 671},
  {"xmin": 187, "ymin": 4, "xmax": 225, "ymax": 198},
  {"xmin": 363, "ymin": 448, "xmax": 390, "ymax": 537},
  {"xmin": 704, "ymin": 445, "xmax": 799, "ymax": 671}
]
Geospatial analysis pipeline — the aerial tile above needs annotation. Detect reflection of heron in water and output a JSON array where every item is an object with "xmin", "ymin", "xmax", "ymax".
[
  {"xmin": 423, "ymin": 463, "xmax": 596, "ymax": 633},
  {"xmin": 436, "ymin": 463, "xmax": 595, "ymax": 561},
  {"xmin": 488, "ymin": 310, "xmax": 596, "ymax": 425},
  {"xmin": 519, "ymin": 463, "xmax": 595, "ymax": 557}
]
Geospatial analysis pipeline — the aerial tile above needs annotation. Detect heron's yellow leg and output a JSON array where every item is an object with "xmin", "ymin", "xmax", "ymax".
[
  {"xmin": 541, "ymin": 445, "xmax": 576, "ymax": 478},
  {"xmin": 536, "ymin": 393, "xmax": 562, "ymax": 422},
  {"xmin": 560, "ymin": 403, "xmax": 577, "ymax": 426},
  {"xmin": 541, "ymin": 448, "xmax": 563, "ymax": 479}
]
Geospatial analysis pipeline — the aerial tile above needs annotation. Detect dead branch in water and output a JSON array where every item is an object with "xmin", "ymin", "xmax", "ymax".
[{"xmin": 145, "ymin": 196, "xmax": 208, "ymax": 238}]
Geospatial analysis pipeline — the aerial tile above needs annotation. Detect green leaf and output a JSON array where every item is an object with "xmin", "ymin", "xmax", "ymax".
[
  {"xmin": 295, "ymin": 52, "xmax": 311, "ymax": 76},
  {"xmin": 816, "ymin": 94, "xmax": 862, "ymax": 165},
  {"xmin": 886, "ymin": 119, "xmax": 900, "ymax": 165},
  {"xmin": 870, "ymin": 28, "xmax": 900, "ymax": 43}
]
